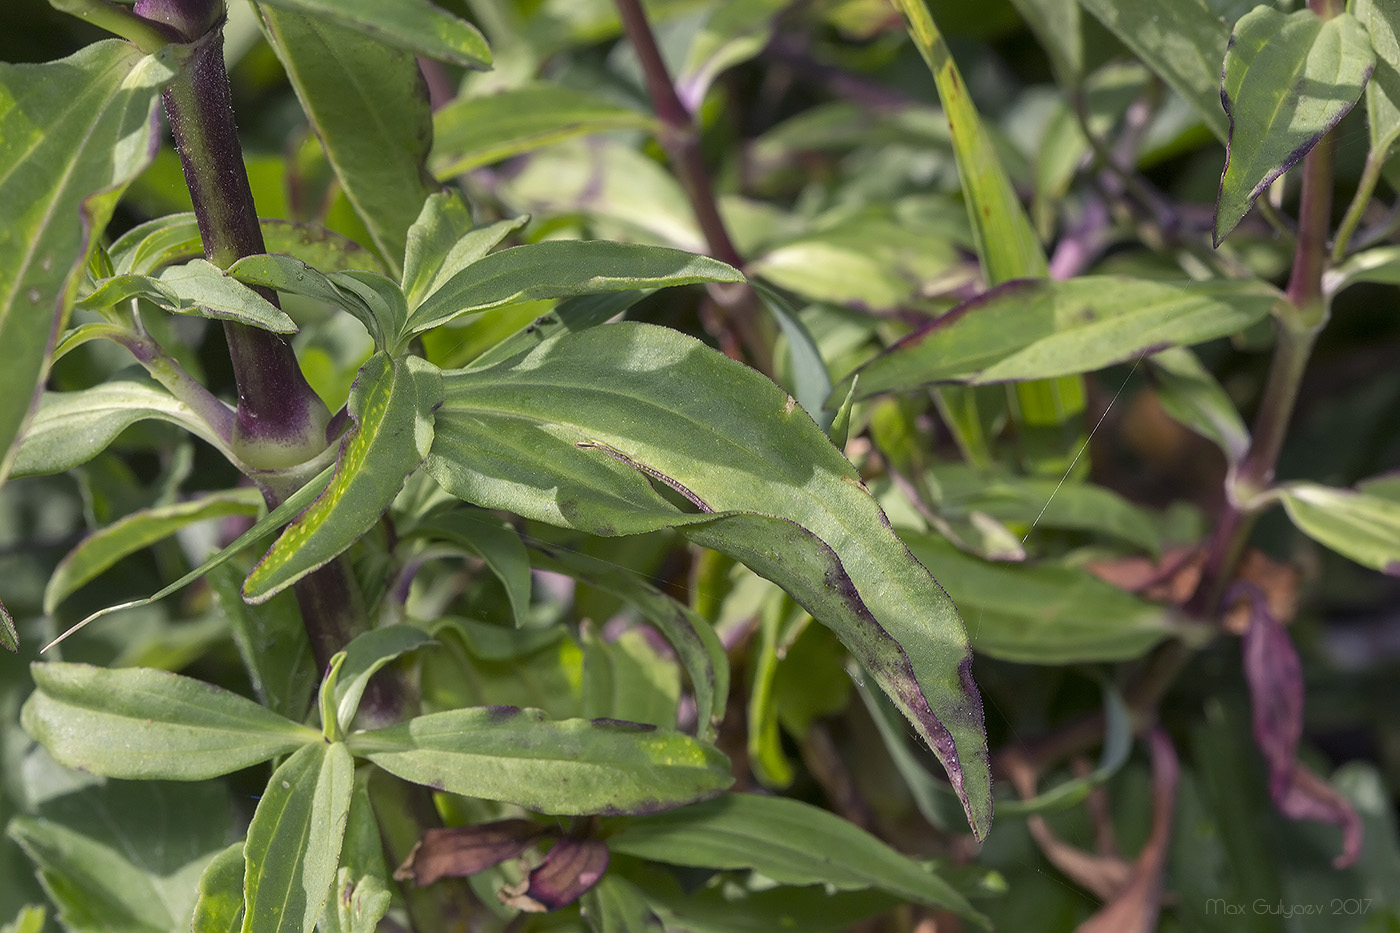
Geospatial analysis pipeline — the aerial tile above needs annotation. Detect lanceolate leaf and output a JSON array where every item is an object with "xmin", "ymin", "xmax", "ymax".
[
  {"xmin": 408, "ymin": 508, "xmax": 533, "ymax": 625},
  {"xmin": 1078, "ymin": 0, "xmax": 1231, "ymax": 141},
  {"xmin": 347, "ymin": 707, "xmax": 732, "ymax": 815},
  {"xmin": 258, "ymin": 7, "xmax": 439, "ymax": 277},
  {"xmin": 44, "ymin": 488, "xmax": 264, "ymax": 614},
  {"xmin": 77, "ymin": 262, "xmax": 298, "ymax": 333},
  {"xmin": 110, "ymin": 213, "xmax": 386, "ymax": 277},
  {"xmin": 1280, "ymin": 482, "xmax": 1400, "ymax": 575},
  {"xmin": 431, "ymin": 84, "xmax": 656, "ymax": 177},
  {"xmin": 425, "ymin": 323, "xmax": 992, "ymax": 839},
  {"xmin": 328, "ymin": 625, "xmax": 435, "ymax": 731},
  {"xmin": 242, "ymin": 742, "xmax": 354, "ymax": 933},
  {"xmin": 244, "ymin": 353, "xmax": 442, "ymax": 602},
  {"xmin": 401, "ymin": 192, "xmax": 528, "ymax": 310},
  {"xmin": 839, "ymin": 277, "xmax": 1283, "ymax": 398},
  {"xmin": 12, "ymin": 379, "xmax": 232, "ymax": 477},
  {"xmin": 190, "ymin": 843, "xmax": 246, "ymax": 933},
  {"xmin": 21, "ymin": 662, "xmax": 320, "ymax": 780},
  {"xmin": 1215, "ymin": 7, "xmax": 1374, "ymax": 246},
  {"xmin": 0, "ymin": 41, "xmax": 175, "ymax": 485},
  {"xmin": 1358, "ymin": 0, "xmax": 1400, "ymax": 160},
  {"xmin": 606, "ymin": 794, "xmax": 987, "ymax": 926},
  {"xmin": 1148, "ymin": 346, "xmax": 1251, "ymax": 466},
  {"xmin": 404, "ymin": 241, "xmax": 744, "ymax": 337},
  {"xmin": 254, "ymin": 0, "xmax": 490, "ymax": 68}
]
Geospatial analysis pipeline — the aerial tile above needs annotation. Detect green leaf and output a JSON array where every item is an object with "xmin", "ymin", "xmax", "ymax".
[
  {"xmin": 1280, "ymin": 482, "xmax": 1400, "ymax": 575},
  {"xmin": 347, "ymin": 707, "xmax": 732, "ymax": 815},
  {"xmin": 1215, "ymin": 8, "xmax": 1374, "ymax": 245},
  {"xmin": 582, "ymin": 628, "xmax": 681, "ymax": 730},
  {"xmin": 110, "ymin": 213, "xmax": 387, "ymax": 277},
  {"xmin": 749, "ymin": 205, "xmax": 962, "ymax": 311},
  {"xmin": 210, "ymin": 561, "xmax": 317, "ymax": 724},
  {"xmin": 317, "ymin": 775, "xmax": 390, "ymax": 933},
  {"xmin": 1008, "ymin": 0, "xmax": 1081, "ymax": 86},
  {"xmin": 6, "ymin": 780, "xmax": 230, "ymax": 933},
  {"xmin": 607, "ymin": 794, "xmax": 987, "ymax": 926},
  {"xmin": 190, "ymin": 843, "xmax": 245, "ymax": 933},
  {"xmin": 425, "ymin": 322, "xmax": 992, "ymax": 839},
  {"xmin": 470, "ymin": 290, "xmax": 645, "ymax": 369},
  {"xmin": 840, "ymin": 277, "xmax": 1283, "ymax": 398},
  {"xmin": 403, "ymin": 241, "xmax": 744, "ymax": 337},
  {"xmin": 227, "ymin": 254, "xmax": 389, "ymax": 348},
  {"xmin": 41, "ymin": 464, "xmax": 333, "ymax": 649},
  {"xmin": 430, "ymin": 84, "xmax": 656, "ymax": 177},
  {"xmin": 21, "ymin": 662, "xmax": 320, "ymax": 780},
  {"xmin": 254, "ymin": 0, "xmax": 490, "ymax": 68},
  {"xmin": 43, "ymin": 489, "xmax": 263, "ymax": 614},
  {"xmin": 329, "ymin": 624, "xmax": 435, "ymax": 732},
  {"xmin": 420, "ymin": 618, "xmax": 583, "ymax": 718},
  {"xmin": 1079, "ymin": 0, "xmax": 1232, "ymax": 141},
  {"xmin": 11, "ymin": 378, "xmax": 231, "ymax": 477},
  {"xmin": 242, "ymin": 742, "xmax": 354, "ymax": 933},
  {"xmin": 0, "ymin": 40, "xmax": 175, "ymax": 486},
  {"xmin": 532, "ymin": 547, "xmax": 729, "ymax": 742},
  {"xmin": 580, "ymin": 874, "xmax": 663, "ymax": 932},
  {"xmin": 672, "ymin": 1, "xmax": 788, "ymax": 110},
  {"xmin": 243, "ymin": 353, "xmax": 442, "ymax": 602},
  {"xmin": 0, "ymin": 906, "xmax": 45, "ymax": 933},
  {"xmin": 258, "ymin": 7, "xmax": 439, "ymax": 277},
  {"xmin": 902, "ymin": 531, "xmax": 1175, "ymax": 663},
  {"xmin": 401, "ymin": 191, "xmax": 528, "ymax": 309},
  {"xmin": 77, "ymin": 261, "xmax": 299, "ymax": 332},
  {"xmin": 408, "ymin": 508, "xmax": 533, "ymax": 625},
  {"xmin": 1324, "ymin": 244, "xmax": 1400, "ymax": 296},
  {"xmin": 889, "ymin": 0, "xmax": 1046, "ymax": 285},
  {"xmin": 1358, "ymin": 0, "xmax": 1400, "ymax": 161},
  {"xmin": 1148, "ymin": 346, "xmax": 1251, "ymax": 466}
]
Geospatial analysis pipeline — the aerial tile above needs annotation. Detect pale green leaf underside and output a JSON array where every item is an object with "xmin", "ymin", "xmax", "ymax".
[
  {"xmin": 0, "ymin": 41, "xmax": 175, "ymax": 485},
  {"xmin": 78, "ymin": 260, "xmax": 298, "ymax": 333},
  {"xmin": 255, "ymin": 0, "xmax": 489, "ymax": 67},
  {"xmin": 841, "ymin": 277, "xmax": 1283, "ymax": 399},
  {"xmin": 424, "ymin": 322, "xmax": 992, "ymax": 839},
  {"xmin": 1280, "ymin": 482, "xmax": 1400, "ymax": 575},
  {"xmin": 1357, "ymin": 0, "xmax": 1400, "ymax": 158},
  {"xmin": 11, "ymin": 379, "xmax": 231, "ymax": 477},
  {"xmin": 405, "ymin": 240, "xmax": 744, "ymax": 336},
  {"xmin": 21, "ymin": 662, "xmax": 319, "ymax": 780},
  {"xmin": 430, "ymin": 83, "xmax": 656, "ymax": 177},
  {"xmin": 330, "ymin": 625, "xmax": 435, "ymax": 731},
  {"xmin": 1148, "ymin": 346, "xmax": 1251, "ymax": 466},
  {"xmin": 244, "ymin": 353, "xmax": 442, "ymax": 602},
  {"xmin": 347, "ymin": 707, "xmax": 732, "ymax": 815},
  {"xmin": 44, "ymin": 488, "xmax": 264, "ymax": 614},
  {"xmin": 607, "ymin": 793, "xmax": 986, "ymax": 926},
  {"xmin": 1215, "ymin": 7, "xmax": 1373, "ymax": 245}
]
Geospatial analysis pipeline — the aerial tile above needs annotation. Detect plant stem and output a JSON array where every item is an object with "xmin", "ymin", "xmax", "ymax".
[
  {"xmin": 612, "ymin": 0, "xmax": 772, "ymax": 371},
  {"xmin": 51, "ymin": 0, "xmax": 181, "ymax": 52},
  {"xmin": 1188, "ymin": 109, "xmax": 1333, "ymax": 618},
  {"xmin": 1332, "ymin": 148, "xmax": 1386, "ymax": 261},
  {"xmin": 116, "ymin": 331, "xmax": 235, "ymax": 446}
]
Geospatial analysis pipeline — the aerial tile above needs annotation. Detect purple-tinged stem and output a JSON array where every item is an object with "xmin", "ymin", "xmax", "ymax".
[{"xmin": 116, "ymin": 331, "xmax": 235, "ymax": 445}]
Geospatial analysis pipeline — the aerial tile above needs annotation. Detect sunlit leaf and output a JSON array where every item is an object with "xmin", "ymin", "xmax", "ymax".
[
  {"xmin": 1280, "ymin": 482, "xmax": 1400, "ymax": 575},
  {"xmin": 1215, "ymin": 7, "xmax": 1373, "ymax": 245}
]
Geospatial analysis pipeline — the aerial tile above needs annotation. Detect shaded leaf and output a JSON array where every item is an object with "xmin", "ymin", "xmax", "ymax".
[
  {"xmin": 902, "ymin": 531, "xmax": 1175, "ymax": 663},
  {"xmin": 347, "ymin": 706, "xmax": 732, "ymax": 815},
  {"xmin": 409, "ymin": 508, "xmax": 533, "ymax": 625},
  {"xmin": 470, "ymin": 290, "xmax": 645, "ymax": 369},
  {"xmin": 242, "ymin": 741, "xmax": 354, "ymax": 933},
  {"xmin": 840, "ymin": 277, "xmax": 1282, "ymax": 398},
  {"xmin": 431, "ymin": 84, "xmax": 655, "ymax": 177},
  {"xmin": 1358, "ymin": 0, "xmax": 1400, "ymax": 160},
  {"xmin": 607, "ymin": 793, "xmax": 987, "ymax": 926},
  {"xmin": 0, "ymin": 600, "xmax": 15, "ymax": 653},
  {"xmin": 12, "ymin": 379, "xmax": 231, "ymax": 477},
  {"xmin": 43, "ymin": 489, "xmax": 263, "ymax": 614},
  {"xmin": 1279, "ymin": 482, "xmax": 1400, "ymax": 574},
  {"xmin": 244, "ymin": 353, "xmax": 442, "ymax": 602},
  {"xmin": 0, "ymin": 41, "xmax": 174, "ymax": 485},
  {"xmin": 1079, "ymin": 0, "xmax": 1231, "ymax": 141},
  {"xmin": 1215, "ymin": 8, "xmax": 1373, "ymax": 245},
  {"xmin": 258, "ymin": 8, "xmax": 439, "ymax": 277},
  {"xmin": 1148, "ymin": 347, "xmax": 1251, "ymax": 466},
  {"xmin": 209, "ymin": 561, "xmax": 316, "ymax": 724},
  {"xmin": 580, "ymin": 874, "xmax": 663, "ymax": 933},
  {"xmin": 1008, "ymin": 0, "xmax": 1081, "ymax": 86},
  {"xmin": 21, "ymin": 662, "xmax": 319, "ymax": 780},
  {"xmin": 329, "ymin": 624, "xmax": 435, "ymax": 732},
  {"xmin": 532, "ymin": 546, "xmax": 728, "ymax": 741},
  {"xmin": 424, "ymin": 322, "xmax": 992, "ymax": 838},
  {"xmin": 190, "ymin": 843, "xmax": 245, "ymax": 933},
  {"xmin": 404, "ymin": 241, "xmax": 744, "ymax": 336},
  {"xmin": 255, "ymin": 0, "xmax": 490, "ymax": 68}
]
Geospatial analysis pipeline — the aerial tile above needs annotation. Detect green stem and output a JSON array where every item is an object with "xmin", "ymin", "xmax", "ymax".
[{"xmin": 1332, "ymin": 148, "xmax": 1387, "ymax": 261}]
